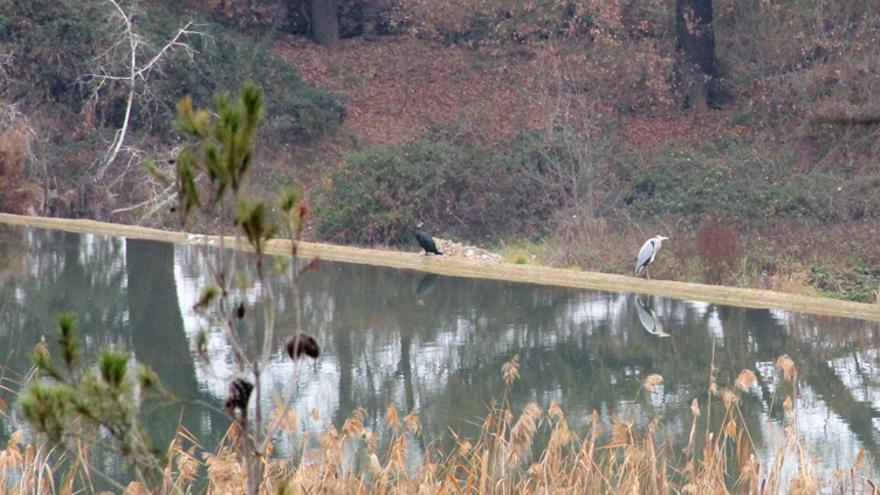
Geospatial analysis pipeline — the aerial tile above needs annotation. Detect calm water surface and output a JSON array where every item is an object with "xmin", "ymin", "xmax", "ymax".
[{"xmin": 1, "ymin": 225, "xmax": 880, "ymax": 481}]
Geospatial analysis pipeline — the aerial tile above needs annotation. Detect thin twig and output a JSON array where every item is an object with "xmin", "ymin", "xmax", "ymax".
[{"xmin": 95, "ymin": 0, "xmax": 204, "ymax": 180}]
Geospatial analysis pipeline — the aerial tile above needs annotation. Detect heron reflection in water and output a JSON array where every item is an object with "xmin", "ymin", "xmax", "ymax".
[{"xmin": 635, "ymin": 296, "xmax": 670, "ymax": 337}]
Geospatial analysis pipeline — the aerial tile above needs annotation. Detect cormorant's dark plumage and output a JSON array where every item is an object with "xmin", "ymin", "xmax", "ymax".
[
  {"xmin": 286, "ymin": 334, "xmax": 320, "ymax": 360},
  {"xmin": 415, "ymin": 228, "xmax": 442, "ymax": 255},
  {"xmin": 224, "ymin": 378, "xmax": 254, "ymax": 425}
]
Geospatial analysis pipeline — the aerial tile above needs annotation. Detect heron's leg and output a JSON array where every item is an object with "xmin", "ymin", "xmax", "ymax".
[{"xmin": 646, "ymin": 268, "xmax": 651, "ymax": 280}]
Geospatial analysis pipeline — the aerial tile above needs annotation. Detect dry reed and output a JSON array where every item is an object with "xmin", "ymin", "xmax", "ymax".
[{"xmin": 1, "ymin": 355, "xmax": 877, "ymax": 494}]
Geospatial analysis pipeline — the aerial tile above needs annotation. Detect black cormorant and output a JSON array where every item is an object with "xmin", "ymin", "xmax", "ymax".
[{"xmin": 414, "ymin": 223, "xmax": 442, "ymax": 255}]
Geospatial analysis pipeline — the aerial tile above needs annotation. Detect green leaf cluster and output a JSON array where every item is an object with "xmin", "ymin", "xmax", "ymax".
[
  {"xmin": 175, "ymin": 82, "xmax": 265, "ymax": 217},
  {"xmin": 0, "ymin": 0, "xmax": 112, "ymax": 108},
  {"xmin": 18, "ymin": 315, "xmax": 166, "ymax": 481},
  {"xmin": 236, "ymin": 201, "xmax": 277, "ymax": 255},
  {"xmin": 173, "ymin": 82, "xmax": 292, "ymax": 258}
]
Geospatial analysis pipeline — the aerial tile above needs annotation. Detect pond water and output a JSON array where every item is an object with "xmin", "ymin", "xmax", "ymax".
[{"xmin": 1, "ymin": 224, "xmax": 880, "ymax": 482}]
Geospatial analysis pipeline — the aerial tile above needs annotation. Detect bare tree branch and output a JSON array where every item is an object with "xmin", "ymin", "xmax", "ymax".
[
  {"xmin": 92, "ymin": 0, "xmax": 205, "ymax": 183},
  {"xmin": 110, "ymin": 182, "xmax": 175, "ymax": 216}
]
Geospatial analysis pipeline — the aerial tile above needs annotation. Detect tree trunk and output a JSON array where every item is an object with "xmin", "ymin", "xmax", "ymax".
[
  {"xmin": 245, "ymin": 448, "xmax": 262, "ymax": 495},
  {"xmin": 674, "ymin": 0, "xmax": 719, "ymax": 111},
  {"xmin": 310, "ymin": 0, "xmax": 339, "ymax": 46}
]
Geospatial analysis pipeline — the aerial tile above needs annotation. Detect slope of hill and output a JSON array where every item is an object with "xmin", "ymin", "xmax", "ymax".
[{"xmin": 1, "ymin": 0, "xmax": 878, "ymax": 300}]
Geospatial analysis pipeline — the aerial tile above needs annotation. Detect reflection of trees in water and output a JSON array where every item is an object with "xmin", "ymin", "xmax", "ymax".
[
  {"xmin": 0, "ymin": 224, "xmax": 26, "ymax": 362},
  {"xmin": 126, "ymin": 239, "xmax": 228, "ymax": 448},
  {"xmin": 743, "ymin": 309, "xmax": 880, "ymax": 462},
  {"xmin": 318, "ymin": 276, "xmax": 880, "ymax": 473},
  {"xmin": 172, "ymin": 242, "xmax": 880, "ymax": 472},
  {"xmin": 0, "ymin": 224, "xmax": 26, "ymax": 286},
  {"xmin": 0, "ymin": 229, "xmax": 128, "ymax": 374},
  {"xmin": 173, "ymin": 248, "xmax": 594, "ymax": 431},
  {"xmin": 0, "ymin": 229, "xmax": 212, "ymax": 484}
]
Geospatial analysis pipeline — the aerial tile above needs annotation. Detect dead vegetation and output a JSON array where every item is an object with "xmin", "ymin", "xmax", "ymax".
[
  {"xmin": 276, "ymin": 35, "xmax": 546, "ymax": 147},
  {"xmin": 2, "ymin": 354, "xmax": 876, "ymax": 494},
  {"xmin": 536, "ymin": 216, "xmax": 880, "ymax": 301},
  {"xmin": 275, "ymin": 0, "xmax": 880, "ymax": 302},
  {"xmin": 435, "ymin": 237, "xmax": 503, "ymax": 262},
  {"xmin": 0, "ymin": 109, "xmax": 36, "ymax": 215}
]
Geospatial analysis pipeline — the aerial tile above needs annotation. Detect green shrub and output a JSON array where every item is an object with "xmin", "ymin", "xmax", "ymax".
[
  {"xmin": 316, "ymin": 139, "xmax": 474, "ymax": 245},
  {"xmin": 144, "ymin": 22, "xmax": 344, "ymax": 142},
  {"xmin": 0, "ymin": 0, "xmax": 113, "ymax": 107},
  {"xmin": 19, "ymin": 315, "xmax": 167, "ymax": 486},
  {"xmin": 315, "ymin": 131, "xmax": 553, "ymax": 246},
  {"xmin": 616, "ymin": 142, "xmax": 840, "ymax": 222},
  {"xmin": 505, "ymin": 128, "xmax": 613, "ymax": 217},
  {"xmin": 808, "ymin": 264, "xmax": 880, "ymax": 302},
  {"xmin": 315, "ymin": 124, "xmax": 628, "ymax": 247},
  {"xmin": 0, "ymin": 1, "xmax": 344, "ymax": 143},
  {"xmin": 0, "ymin": 0, "xmax": 343, "ymax": 219}
]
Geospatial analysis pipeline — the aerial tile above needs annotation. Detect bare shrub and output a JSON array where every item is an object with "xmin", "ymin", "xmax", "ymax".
[
  {"xmin": 543, "ymin": 215, "xmax": 641, "ymax": 272},
  {"xmin": 0, "ymin": 118, "xmax": 34, "ymax": 214},
  {"xmin": 696, "ymin": 217, "xmax": 739, "ymax": 284}
]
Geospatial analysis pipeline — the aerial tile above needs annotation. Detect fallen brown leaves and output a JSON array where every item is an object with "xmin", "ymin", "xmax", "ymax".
[
  {"xmin": 618, "ymin": 108, "xmax": 738, "ymax": 150},
  {"xmin": 276, "ymin": 35, "xmax": 545, "ymax": 146},
  {"xmin": 275, "ymin": 32, "xmax": 738, "ymax": 159}
]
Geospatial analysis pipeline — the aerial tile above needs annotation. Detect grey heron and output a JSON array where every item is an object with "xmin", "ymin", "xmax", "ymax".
[
  {"xmin": 635, "ymin": 235, "xmax": 669, "ymax": 279},
  {"xmin": 414, "ymin": 222, "xmax": 442, "ymax": 255}
]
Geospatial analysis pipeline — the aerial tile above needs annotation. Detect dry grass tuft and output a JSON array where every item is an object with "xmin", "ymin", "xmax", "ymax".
[
  {"xmin": 403, "ymin": 410, "xmax": 421, "ymax": 434},
  {"xmin": 502, "ymin": 354, "xmax": 520, "ymax": 385},
  {"xmin": 696, "ymin": 218, "xmax": 739, "ymax": 285},
  {"xmin": 777, "ymin": 354, "xmax": 798, "ymax": 381},
  {"xmin": 385, "ymin": 404, "xmax": 400, "ymax": 432},
  {"xmin": 643, "ymin": 373, "xmax": 664, "ymax": 392},
  {"xmin": 506, "ymin": 403, "xmax": 542, "ymax": 467},
  {"xmin": 342, "ymin": 407, "xmax": 366, "ymax": 437},
  {"xmin": 735, "ymin": 369, "xmax": 758, "ymax": 392},
  {"xmin": 0, "ymin": 117, "xmax": 35, "ymax": 214},
  {"xmin": 269, "ymin": 395, "xmax": 299, "ymax": 433}
]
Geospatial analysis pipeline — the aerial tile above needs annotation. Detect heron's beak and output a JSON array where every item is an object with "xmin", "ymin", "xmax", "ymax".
[{"xmin": 660, "ymin": 236, "xmax": 670, "ymax": 241}]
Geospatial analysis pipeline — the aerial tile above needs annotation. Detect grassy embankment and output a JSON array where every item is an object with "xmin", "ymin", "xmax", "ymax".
[{"xmin": 4, "ymin": 212, "xmax": 880, "ymax": 322}]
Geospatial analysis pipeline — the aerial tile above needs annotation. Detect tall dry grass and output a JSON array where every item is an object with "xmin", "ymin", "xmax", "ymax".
[
  {"xmin": 540, "ymin": 215, "xmax": 880, "ymax": 300},
  {"xmin": 2, "ymin": 354, "xmax": 877, "ymax": 494},
  {"xmin": 0, "ymin": 111, "xmax": 36, "ymax": 215},
  {"xmin": 696, "ymin": 218, "xmax": 740, "ymax": 285}
]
